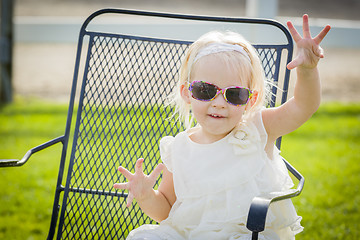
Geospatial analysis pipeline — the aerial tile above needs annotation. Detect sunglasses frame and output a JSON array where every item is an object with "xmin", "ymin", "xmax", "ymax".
[{"xmin": 188, "ymin": 80, "xmax": 253, "ymax": 106}]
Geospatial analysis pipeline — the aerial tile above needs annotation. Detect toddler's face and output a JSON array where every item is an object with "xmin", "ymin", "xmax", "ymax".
[{"xmin": 183, "ymin": 55, "xmax": 250, "ymax": 143}]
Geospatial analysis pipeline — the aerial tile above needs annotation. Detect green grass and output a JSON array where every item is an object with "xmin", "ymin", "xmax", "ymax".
[
  {"xmin": 0, "ymin": 99, "xmax": 68, "ymax": 239},
  {"xmin": 1, "ymin": 99, "xmax": 360, "ymax": 239},
  {"xmin": 281, "ymin": 103, "xmax": 360, "ymax": 239}
]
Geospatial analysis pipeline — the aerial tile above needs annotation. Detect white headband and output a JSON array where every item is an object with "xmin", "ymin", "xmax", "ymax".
[{"xmin": 193, "ymin": 42, "xmax": 251, "ymax": 63}]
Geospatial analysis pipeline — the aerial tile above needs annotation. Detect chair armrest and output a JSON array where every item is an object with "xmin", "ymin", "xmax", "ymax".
[
  {"xmin": 0, "ymin": 136, "xmax": 65, "ymax": 167},
  {"xmin": 246, "ymin": 158, "xmax": 305, "ymax": 233}
]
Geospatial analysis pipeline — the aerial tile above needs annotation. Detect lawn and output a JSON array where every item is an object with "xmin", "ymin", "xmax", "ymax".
[{"xmin": 0, "ymin": 99, "xmax": 359, "ymax": 239}]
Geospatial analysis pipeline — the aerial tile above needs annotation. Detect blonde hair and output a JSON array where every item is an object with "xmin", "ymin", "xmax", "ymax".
[{"xmin": 170, "ymin": 31, "xmax": 267, "ymax": 128}]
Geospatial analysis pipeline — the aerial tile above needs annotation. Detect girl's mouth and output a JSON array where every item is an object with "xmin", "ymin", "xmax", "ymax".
[{"xmin": 209, "ymin": 113, "xmax": 225, "ymax": 119}]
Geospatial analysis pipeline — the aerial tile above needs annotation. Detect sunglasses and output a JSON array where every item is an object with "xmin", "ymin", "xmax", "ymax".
[{"xmin": 188, "ymin": 81, "xmax": 253, "ymax": 106}]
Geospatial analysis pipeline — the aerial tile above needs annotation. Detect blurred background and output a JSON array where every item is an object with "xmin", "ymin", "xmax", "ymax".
[
  {"xmin": 1, "ymin": 0, "xmax": 359, "ymax": 103},
  {"xmin": 1, "ymin": 0, "xmax": 360, "ymax": 239}
]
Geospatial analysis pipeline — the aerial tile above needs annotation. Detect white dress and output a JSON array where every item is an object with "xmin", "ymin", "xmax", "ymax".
[{"xmin": 127, "ymin": 110, "xmax": 303, "ymax": 240}]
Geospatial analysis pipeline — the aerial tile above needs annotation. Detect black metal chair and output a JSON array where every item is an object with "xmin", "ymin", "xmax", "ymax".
[{"xmin": 0, "ymin": 9, "xmax": 304, "ymax": 239}]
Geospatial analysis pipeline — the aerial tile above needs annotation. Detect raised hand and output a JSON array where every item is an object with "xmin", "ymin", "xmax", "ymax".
[
  {"xmin": 287, "ymin": 14, "xmax": 331, "ymax": 70},
  {"xmin": 113, "ymin": 158, "xmax": 164, "ymax": 207}
]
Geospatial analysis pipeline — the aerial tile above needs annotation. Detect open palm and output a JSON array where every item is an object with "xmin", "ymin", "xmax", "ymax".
[
  {"xmin": 287, "ymin": 14, "xmax": 331, "ymax": 70},
  {"xmin": 113, "ymin": 158, "xmax": 164, "ymax": 207}
]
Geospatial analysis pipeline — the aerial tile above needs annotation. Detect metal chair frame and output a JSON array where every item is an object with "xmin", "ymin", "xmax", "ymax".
[{"xmin": 0, "ymin": 9, "xmax": 304, "ymax": 240}]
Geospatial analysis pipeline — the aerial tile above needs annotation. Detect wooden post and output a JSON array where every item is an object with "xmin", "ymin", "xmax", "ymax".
[{"xmin": 0, "ymin": 0, "xmax": 14, "ymax": 103}]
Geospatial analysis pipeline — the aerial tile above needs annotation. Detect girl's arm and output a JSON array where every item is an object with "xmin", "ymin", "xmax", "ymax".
[
  {"xmin": 113, "ymin": 158, "xmax": 176, "ymax": 222},
  {"xmin": 263, "ymin": 14, "xmax": 331, "ymax": 144}
]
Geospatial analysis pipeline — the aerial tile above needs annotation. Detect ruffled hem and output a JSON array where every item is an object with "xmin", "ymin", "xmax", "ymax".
[
  {"xmin": 126, "ymin": 224, "xmax": 186, "ymax": 240},
  {"xmin": 128, "ymin": 217, "xmax": 303, "ymax": 240},
  {"xmin": 289, "ymin": 216, "xmax": 304, "ymax": 235}
]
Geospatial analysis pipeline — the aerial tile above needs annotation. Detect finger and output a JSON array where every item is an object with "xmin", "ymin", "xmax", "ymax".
[
  {"xmin": 134, "ymin": 158, "xmax": 144, "ymax": 174},
  {"xmin": 126, "ymin": 193, "xmax": 134, "ymax": 208},
  {"xmin": 302, "ymin": 14, "xmax": 311, "ymax": 39},
  {"xmin": 148, "ymin": 163, "xmax": 165, "ymax": 182},
  {"xmin": 287, "ymin": 21, "xmax": 302, "ymax": 42},
  {"xmin": 313, "ymin": 25, "xmax": 331, "ymax": 45},
  {"xmin": 118, "ymin": 166, "xmax": 133, "ymax": 180},
  {"xmin": 113, "ymin": 182, "xmax": 129, "ymax": 190},
  {"xmin": 287, "ymin": 56, "xmax": 303, "ymax": 70}
]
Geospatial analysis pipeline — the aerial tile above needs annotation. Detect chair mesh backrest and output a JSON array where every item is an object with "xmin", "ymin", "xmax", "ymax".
[{"xmin": 57, "ymin": 31, "xmax": 285, "ymax": 239}]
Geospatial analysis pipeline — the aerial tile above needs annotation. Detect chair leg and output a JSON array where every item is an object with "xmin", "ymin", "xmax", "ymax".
[{"xmin": 252, "ymin": 232, "xmax": 259, "ymax": 240}]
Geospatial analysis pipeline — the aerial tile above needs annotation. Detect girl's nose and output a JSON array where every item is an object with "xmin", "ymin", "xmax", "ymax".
[{"xmin": 211, "ymin": 92, "xmax": 227, "ymax": 108}]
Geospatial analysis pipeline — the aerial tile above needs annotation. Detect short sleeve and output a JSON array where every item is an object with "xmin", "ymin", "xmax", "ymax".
[{"xmin": 159, "ymin": 136, "xmax": 175, "ymax": 172}]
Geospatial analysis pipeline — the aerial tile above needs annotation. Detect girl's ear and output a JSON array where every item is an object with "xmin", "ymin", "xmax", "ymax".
[
  {"xmin": 180, "ymin": 83, "xmax": 191, "ymax": 104},
  {"xmin": 245, "ymin": 90, "xmax": 258, "ymax": 110}
]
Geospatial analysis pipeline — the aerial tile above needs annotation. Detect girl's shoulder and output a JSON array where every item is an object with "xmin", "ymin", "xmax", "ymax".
[
  {"xmin": 160, "ymin": 126, "xmax": 201, "ymax": 143},
  {"xmin": 160, "ymin": 130, "xmax": 189, "ymax": 145}
]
